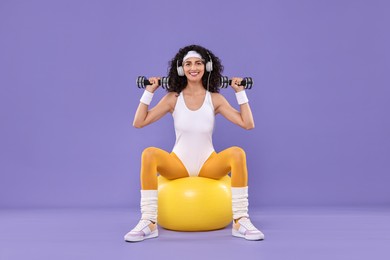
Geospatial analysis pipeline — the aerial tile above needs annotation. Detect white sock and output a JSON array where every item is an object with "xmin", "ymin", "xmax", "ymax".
[
  {"xmin": 140, "ymin": 190, "xmax": 158, "ymax": 223},
  {"xmin": 231, "ymin": 186, "xmax": 249, "ymax": 220}
]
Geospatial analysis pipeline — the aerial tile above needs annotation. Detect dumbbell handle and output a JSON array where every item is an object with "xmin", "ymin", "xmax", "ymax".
[{"xmin": 136, "ymin": 76, "xmax": 253, "ymax": 89}]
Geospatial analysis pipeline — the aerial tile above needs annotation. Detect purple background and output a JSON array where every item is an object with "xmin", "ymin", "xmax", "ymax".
[{"xmin": 1, "ymin": 0, "xmax": 389, "ymax": 209}]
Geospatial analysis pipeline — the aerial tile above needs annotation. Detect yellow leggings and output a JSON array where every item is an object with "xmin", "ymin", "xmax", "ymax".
[{"xmin": 140, "ymin": 146, "xmax": 248, "ymax": 190}]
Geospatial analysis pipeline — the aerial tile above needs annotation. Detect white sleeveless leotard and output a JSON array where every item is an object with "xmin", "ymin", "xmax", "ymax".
[{"xmin": 172, "ymin": 91, "xmax": 215, "ymax": 176}]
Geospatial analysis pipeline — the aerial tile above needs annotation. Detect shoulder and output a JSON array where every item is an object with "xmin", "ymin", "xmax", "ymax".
[
  {"xmin": 161, "ymin": 92, "xmax": 179, "ymax": 113},
  {"xmin": 210, "ymin": 92, "xmax": 229, "ymax": 113},
  {"xmin": 165, "ymin": 91, "xmax": 179, "ymax": 99},
  {"xmin": 210, "ymin": 92, "xmax": 224, "ymax": 100},
  {"xmin": 159, "ymin": 91, "xmax": 179, "ymax": 102},
  {"xmin": 210, "ymin": 92, "xmax": 227, "ymax": 106}
]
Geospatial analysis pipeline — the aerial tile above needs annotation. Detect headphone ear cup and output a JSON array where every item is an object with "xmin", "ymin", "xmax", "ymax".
[
  {"xmin": 205, "ymin": 61, "xmax": 213, "ymax": 72},
  {"xmin": 205, "ymin": 52, "xmax": 213, "ymax": 72},
  {"xmin": 177, "ymin": 59, "xmax": 184, "ymax": 76},
  {"xmin": 177, "ymin": 65, "xmax": 184, "ymax": 76}
]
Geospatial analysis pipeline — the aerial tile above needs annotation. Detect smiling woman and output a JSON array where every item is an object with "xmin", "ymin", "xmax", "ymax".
[
  {"xmin": 166, "ymin": 45, "xmax": 223, "ymax": 94},
  {"xmin": 125, "ymin": 44, "xmax": 262, "ymax": 242}
]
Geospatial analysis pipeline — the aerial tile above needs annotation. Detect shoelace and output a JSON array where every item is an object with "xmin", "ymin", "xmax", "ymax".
[{"xmin": 132, "ymin": 219, "xmax": 151, "ymax": 232}]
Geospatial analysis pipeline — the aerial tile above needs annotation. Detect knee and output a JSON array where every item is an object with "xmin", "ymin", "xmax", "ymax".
[
  {"xmin": 141, "ymin": 147, "xmax": 160, "ymax": 162},
  {"xmin": 228, "ymin": 146, "xmax": 246, "ymax": 163}
]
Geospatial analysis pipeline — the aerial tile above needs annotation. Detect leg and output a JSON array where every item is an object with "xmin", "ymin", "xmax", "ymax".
[
  {"xmin": 125, "ymin": 147, "xmax": 189, "ymax": 242},
  {"xmin": 198, "ymin": 146, "xmax": 247, "ymax": 187},
  {"xmin": 199, "ymin": 146, "xmax": 264, "ymax": 241},
  {"xmin": 140, "ymin": 147, "xmax": 189, "ymax": 222},
  {"xmin": 198, "ymin": 146, "xmax": 249, "ymax": 220},
  {"xmin": 141, "ymin": 147, "xmax": 189, "ymax": 190}
]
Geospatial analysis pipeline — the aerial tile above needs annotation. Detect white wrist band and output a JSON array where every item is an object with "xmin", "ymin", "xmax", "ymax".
[
  {"xmin": 140, "ymin": 90, "xmax": 154, "ymax": 105},
  {"xmin": 235, "ymin": 90, "xmax": 249, "ymax": 105}
]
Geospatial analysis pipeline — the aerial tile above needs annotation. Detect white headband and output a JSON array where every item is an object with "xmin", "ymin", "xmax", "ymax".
[{"xmin": 182, "ymin": 50, "xmax": 203, "ymax": 62}]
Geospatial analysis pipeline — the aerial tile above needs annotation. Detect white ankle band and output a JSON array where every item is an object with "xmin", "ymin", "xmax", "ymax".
[
  {"xmin": 231, "ymin": 187, "xmax": 249, "ymax": 220},
  {"xmin": 140, "ymin": 190, "xmax": 158, "ymax": 222}
]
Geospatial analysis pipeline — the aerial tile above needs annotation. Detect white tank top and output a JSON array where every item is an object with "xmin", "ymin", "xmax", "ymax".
[{"xmin": 172, "ymin": 91, "xmax": 215, "ymax": 176}]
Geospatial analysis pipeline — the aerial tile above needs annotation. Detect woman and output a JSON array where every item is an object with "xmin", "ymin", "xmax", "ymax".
[{"xmin": 124, "ymin": 45, "xmax": 264, "ymax": 242}]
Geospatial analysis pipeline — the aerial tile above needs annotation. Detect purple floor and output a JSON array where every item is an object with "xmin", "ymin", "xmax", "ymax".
[{"xmin": 1, "ymin": 207, "xmax": 389, "ymax": 260}]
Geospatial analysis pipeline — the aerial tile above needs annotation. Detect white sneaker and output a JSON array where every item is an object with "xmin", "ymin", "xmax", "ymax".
[
  {"xmin": 124, "ymin": 219, "xmax": 158, "ymax": 242},
  {"xmin": 232, "ymin": 217, "xmax": 265, "ymax": 241}
]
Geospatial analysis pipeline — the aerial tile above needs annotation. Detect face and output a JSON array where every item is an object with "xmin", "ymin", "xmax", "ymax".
[{"xmin": 183, "ymin": 57, "xmax": 205, "ymax": 82}]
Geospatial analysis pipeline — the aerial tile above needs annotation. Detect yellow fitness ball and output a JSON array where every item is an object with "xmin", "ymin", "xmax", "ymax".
[{"xmin": 157, "ymin": 175, "xmax": 232, "ymax": 231}]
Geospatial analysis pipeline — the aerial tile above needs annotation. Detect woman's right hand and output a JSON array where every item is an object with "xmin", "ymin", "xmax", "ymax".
[{"xmin": 146, "ymin": 77, "xmax": 160, "ymax": 93}]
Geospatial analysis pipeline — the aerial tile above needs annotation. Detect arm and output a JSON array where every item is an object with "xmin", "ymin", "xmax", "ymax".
[
  {"xmin": 133, "ymin": 77, "xmax": 176, "ymax": 128},
  {"xmin": 212, "ymin": 77, "xmax": 255, "ymax": 130}
]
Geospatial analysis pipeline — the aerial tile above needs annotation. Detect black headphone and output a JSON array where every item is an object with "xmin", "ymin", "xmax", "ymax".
[{"xmin": 177, "ymin": 51, "xmax": 213, "ymax": 76}]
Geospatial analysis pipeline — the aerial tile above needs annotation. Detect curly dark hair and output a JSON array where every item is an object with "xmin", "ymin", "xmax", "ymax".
[{"xmin": 166, "ymin": 45, "xmax": 224, "ymax": 94}]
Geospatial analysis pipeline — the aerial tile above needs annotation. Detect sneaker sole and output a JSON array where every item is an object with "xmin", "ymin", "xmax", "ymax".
[
  {"xmin": 232, "ymin": 229, "xmax": 264, "ymax": 241},
  {"xmin": 124, "ymin": 230, "xmax": 159, "ymax": 242}
]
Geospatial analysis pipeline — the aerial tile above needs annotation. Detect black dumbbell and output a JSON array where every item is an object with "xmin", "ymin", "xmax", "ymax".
[
  {"xmin": 220, "ymin": 76, "xmax": 253, "ymax": 89},
  {"xmin": 136, "ymin": 76, "xmax": 169, "ymax": 89}
]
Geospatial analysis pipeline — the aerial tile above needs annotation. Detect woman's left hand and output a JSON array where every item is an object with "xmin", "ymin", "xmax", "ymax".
[{"xmin": 230, "ymin": 77, "xmax": 244, "ymax": 93}]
